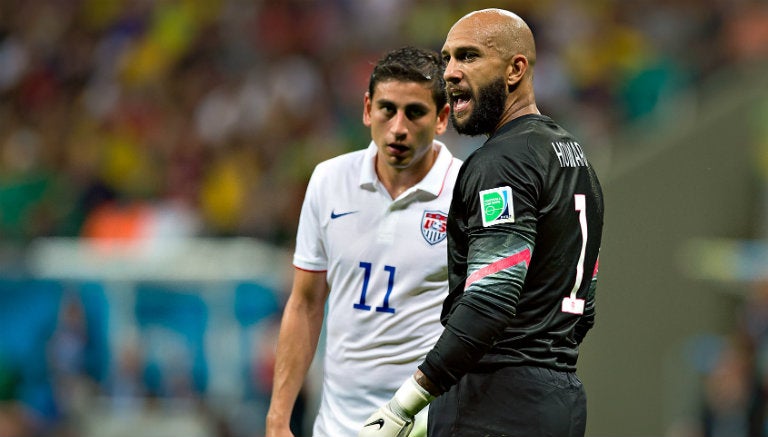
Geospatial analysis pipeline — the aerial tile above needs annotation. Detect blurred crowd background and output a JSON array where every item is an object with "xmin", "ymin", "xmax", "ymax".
[
  {"xmin": 5, "ymin": 0, "xmax": 767, "ymax": 246},
  {"xmin": 1, "ymin": 0, "xmax": 768, "ymax": 436}
]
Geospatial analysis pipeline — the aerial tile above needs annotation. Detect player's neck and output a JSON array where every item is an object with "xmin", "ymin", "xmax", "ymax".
[
  {"xmin": 377, "ymin": 146, "xmax": 438, "ymax": 200},
  {"xmin": 495, "ymin": 92, "xmax": 540, "ymax": 133}
]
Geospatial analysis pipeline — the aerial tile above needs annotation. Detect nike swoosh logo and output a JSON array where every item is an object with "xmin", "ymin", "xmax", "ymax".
[
  {"xmin": 330, "ymin": 210, "xmax": 358, "ymax": 219},
  {"xmin": 364, "ymin": 418, "xmax": 385, "ymax": 430}
]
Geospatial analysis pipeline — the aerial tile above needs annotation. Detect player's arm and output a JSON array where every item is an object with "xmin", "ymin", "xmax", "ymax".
[
  {"xmin": 266, "ymin": 268, "xmax": 329, "ymax": 437},
  {"xmin": 419, "ymin": 228, "xmax": 532, "ymax": 392},
  {"xmin": 413, "ymin": 147, "xmax": 539, "ymax": 392},
  {"xmin": 359, "ymin": 230, "xmax": 533, "ymax": 437},
  {"xmin": 358, "ymin": 257, "xmax": 529, "ymax": 437}
]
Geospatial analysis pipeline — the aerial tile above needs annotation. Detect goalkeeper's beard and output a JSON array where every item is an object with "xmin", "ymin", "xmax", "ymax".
[{"xmin": 451, "ymin": 76, "xmax": 507, "ymax": 137}]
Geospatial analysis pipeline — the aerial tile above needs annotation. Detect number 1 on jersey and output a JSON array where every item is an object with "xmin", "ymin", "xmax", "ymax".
[
  {"xmin": 562, "ymin": 194, "xmax": 587, "ymax": 315},
  {"xmin": 354, "ymin": 262, "xmax": 397, "ymax": 313}
]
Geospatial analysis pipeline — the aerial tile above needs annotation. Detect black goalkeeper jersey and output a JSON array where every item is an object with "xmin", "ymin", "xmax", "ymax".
[{"xmin": 420, "ymin": 114, "xmax": 604, "ymax": 393}]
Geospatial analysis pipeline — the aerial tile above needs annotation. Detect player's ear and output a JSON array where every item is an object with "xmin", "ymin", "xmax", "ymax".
[
  {"xmin": 506, "ymin": 54, "xmax": 528, "ymax": 90},
  {"xmin": 435, "ymin": 103, "xmax": 450, "ymax": 136},
  {"xmin": 363, "ymin": 91, "xmax": 373, "ymax": 127}
]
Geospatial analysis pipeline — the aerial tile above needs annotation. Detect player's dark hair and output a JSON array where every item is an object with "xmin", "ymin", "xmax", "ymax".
[{"xmin": 369, "ymin": 46, "xmax": 447, "ymax": 111}]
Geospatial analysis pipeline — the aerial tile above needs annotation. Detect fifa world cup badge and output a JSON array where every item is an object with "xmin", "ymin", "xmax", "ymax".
[{"xmin": 479, "ymin": 186, "xmax": 515, "ymax": 227}]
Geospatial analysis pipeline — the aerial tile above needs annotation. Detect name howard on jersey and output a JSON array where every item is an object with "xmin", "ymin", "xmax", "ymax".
[{"xmin": 551, "ymin": 141, "xmax": 588, "ymax": 167}]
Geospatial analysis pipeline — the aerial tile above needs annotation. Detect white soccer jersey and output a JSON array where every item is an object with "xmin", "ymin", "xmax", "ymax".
[{"xmin": 293, "ymin": 140, "xmax": 461, "ymax": 436}]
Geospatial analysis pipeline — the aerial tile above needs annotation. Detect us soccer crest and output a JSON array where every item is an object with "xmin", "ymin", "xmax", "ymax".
[{"xmin": 421, "ymin": 210, "xmax": 447, "ymax": 245}]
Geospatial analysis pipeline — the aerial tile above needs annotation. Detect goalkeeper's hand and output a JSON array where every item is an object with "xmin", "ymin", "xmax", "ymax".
[{"xmin": 358, "ymin": 376, "xmax": 434, "ymax": 437}]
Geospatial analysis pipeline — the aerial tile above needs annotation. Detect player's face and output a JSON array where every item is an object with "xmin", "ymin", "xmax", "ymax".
[
  {"xmin": 363, "ymin": 80, "xmax": 449, "ymax": 171},
  {"xmin": 442, "ymin": 24, "xmax": 510, "ymax": 136}
]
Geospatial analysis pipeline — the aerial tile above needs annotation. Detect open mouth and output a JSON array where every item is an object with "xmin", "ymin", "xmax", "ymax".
[{"xmin": 449, "ymin": 88, "xmax": 472, "ymax": 115}]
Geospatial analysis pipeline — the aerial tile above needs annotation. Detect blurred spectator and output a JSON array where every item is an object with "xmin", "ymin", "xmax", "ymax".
[
  {"xmin": 698, "ymin": 334, "xmax": 763, "ymax": 437},
  {"xmin": 46, "ymin": 290, "xmax": 100, "ymax": 437},
  {"xmin": 105, "ymin": 331, "xmax": 147, "ymax": 414}
]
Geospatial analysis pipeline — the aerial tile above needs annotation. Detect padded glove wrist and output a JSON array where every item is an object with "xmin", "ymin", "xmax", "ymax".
[{"xmin": 392, "ymin": 375, "xmax": 434, "ymax": 416}]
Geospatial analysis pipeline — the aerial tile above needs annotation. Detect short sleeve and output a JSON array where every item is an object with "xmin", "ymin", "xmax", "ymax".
[{"xmin": 292, "ymin": 167, "xmax": 328, "ymax": 271}]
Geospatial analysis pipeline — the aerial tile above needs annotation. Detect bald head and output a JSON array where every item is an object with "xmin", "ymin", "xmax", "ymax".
[
  {"xmin": 449, "ymin": 8, "xmax": 536, "ymax": 66},
  {"xmin": 442, "ymin": 8, "xmax": 540, "ymax": 134}
]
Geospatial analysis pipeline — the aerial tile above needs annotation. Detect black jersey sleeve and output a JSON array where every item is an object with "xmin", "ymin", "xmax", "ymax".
[
  {"xmin": 456, "ymin": 134, "xmax": 542, "ymax": 314},
  {"xmin": 419, "ymin": 135, "xmax": 544, "ymax": 391}
]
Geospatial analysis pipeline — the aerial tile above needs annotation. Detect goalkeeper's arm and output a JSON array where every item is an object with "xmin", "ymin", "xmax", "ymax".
[{"xmin": 358, "ymin": 296, "xmax": 512, "ymax": 436}]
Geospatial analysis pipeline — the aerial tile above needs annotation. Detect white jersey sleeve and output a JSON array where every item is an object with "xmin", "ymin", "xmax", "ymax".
[{"xmin": 293, "ymin": 166, "xmax": 329, "ymax": 272}]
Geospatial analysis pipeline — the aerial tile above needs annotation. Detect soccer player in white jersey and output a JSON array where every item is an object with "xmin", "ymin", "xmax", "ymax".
[{"xmin": 265, "ymin": 46, "xmax": 462, "ymax": 437}]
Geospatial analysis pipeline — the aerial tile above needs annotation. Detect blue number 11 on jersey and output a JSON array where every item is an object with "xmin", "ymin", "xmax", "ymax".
[{"xmin": 354, "ymin": 261, "xmax": 397, "ymax": 314}]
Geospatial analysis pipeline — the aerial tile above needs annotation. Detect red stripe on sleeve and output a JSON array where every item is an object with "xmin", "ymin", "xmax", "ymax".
[
  {"xmin": 464, "ymin": 248, "xmax": 532, "ymax": 289},
  {"xmin": 592, "ymin": 256, "xmax": 599, "ymax": 277}
]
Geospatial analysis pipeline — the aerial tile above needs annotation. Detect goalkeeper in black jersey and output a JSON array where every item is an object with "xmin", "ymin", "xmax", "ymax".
[{"xmin": 359, "ymin": 8, "xmax": 604, "ymax": 437}]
